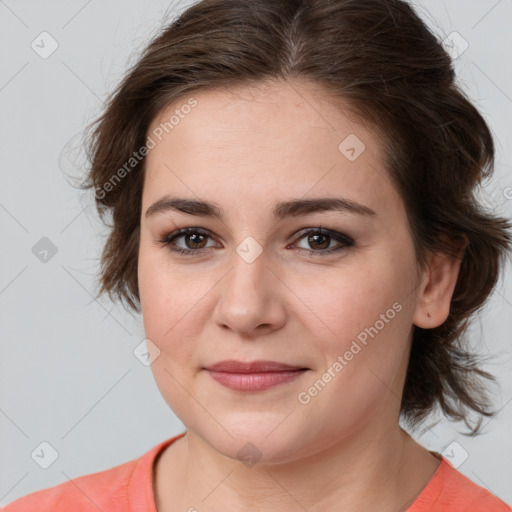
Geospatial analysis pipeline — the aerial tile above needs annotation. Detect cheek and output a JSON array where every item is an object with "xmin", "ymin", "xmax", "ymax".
[
  {"xmin": 138, "ymin": 243, "xmax": 196, "ymax": 334},
  {"xmin": 293, "ymin": 251, "xmax": 415, "ymax": 397},
  {"xmin": 138, "ymin": 249, "xmax": 171, "ymax": 336},
  {"xmin": 291, "ymin": 254, "xmax": 410, "ymax": 345},
  {"xmin": 138, "ymin": 244, "xmax": 219, "ymax": 377},
  {"xmin": 138, "ymin": 250, "xmax": 199, "ymax": 411}
]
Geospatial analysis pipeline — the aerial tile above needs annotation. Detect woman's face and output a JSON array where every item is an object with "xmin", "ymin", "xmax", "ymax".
[{"xmin": 138, "ymin": 79, "xmax": 425, "ymax": 463}]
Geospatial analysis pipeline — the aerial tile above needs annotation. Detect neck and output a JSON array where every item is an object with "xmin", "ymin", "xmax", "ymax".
[{"xmin": 155, "ymin": 421, "xmax": 440, "ymax": 512}]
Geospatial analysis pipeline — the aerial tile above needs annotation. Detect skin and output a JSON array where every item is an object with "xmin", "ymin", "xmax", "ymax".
[{"xmin": 137, "ymin": 79, "xmax": 463, "ymax": 511}]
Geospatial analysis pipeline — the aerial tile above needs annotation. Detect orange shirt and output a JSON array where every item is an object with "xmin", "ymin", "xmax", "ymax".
[{"xmin": 3, "ymin": 432, "xmax": 511, "ymax": 511}]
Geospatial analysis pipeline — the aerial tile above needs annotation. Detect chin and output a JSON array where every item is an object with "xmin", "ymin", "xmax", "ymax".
[{"xmin": 196, "ymin": 421, "xmax": 310, "ymax": 466}]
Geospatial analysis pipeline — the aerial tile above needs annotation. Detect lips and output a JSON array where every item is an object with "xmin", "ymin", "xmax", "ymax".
[
  {"xmin": 203, "ymin": 360, "xmax": 309, "ymax": 392},
  {"xmin": 204, "ymin": 360, "xmax": 308, "ymax": 373}
]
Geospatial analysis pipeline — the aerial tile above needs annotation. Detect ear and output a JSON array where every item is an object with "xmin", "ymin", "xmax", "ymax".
[{"xmin": 412, "ymin": 237, "xmax": 467, "ymax": 329}]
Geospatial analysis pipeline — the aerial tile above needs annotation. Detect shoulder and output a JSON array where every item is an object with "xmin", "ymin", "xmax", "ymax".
[
  {"xmin": 3, "ymin": 435, "xmax": 186, "ymax": 512},
  {"xmin": 410, "ymin": 457, "xmax": 511, "ymax": 512},
  {"xmin": 2, "ymin": 457, "xmax": 138, "ymax": 512},
  {"xmin": 442, "ymin": 462, "xmax": 511, "ymax": 511}
]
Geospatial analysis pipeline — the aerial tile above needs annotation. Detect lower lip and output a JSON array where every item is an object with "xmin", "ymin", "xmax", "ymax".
[{"xmin": 206, "ymin": 369, "xmax": 307, "ymax": 391}]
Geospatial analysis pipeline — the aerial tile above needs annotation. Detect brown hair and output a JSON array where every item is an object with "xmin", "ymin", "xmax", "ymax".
[{"xmin": 79, "ymin": 0, "xmax": 512, "ymax": 434}]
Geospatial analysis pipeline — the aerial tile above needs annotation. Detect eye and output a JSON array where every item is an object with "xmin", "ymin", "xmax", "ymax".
[
  {"xmin": 157, "ymin": 226, "xmax": 354, "ymax": 256},
  {"xmin": 291, "ymin": 227, "xmax": 354, "ymax": 256},
  {"xmin": 158, "ymin": 227, "xmax": 216, "ymax": 255}
]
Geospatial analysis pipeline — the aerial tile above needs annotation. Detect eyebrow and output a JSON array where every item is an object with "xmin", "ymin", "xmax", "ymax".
[{"xmin": 145, "ymin": 196, "xmax": 377, "ymax": 220}]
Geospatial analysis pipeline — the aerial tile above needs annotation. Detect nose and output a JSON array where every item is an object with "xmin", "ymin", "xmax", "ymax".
[{"xmin": 212, "ymin": 245, "xmax": 287, "ymax": 338}]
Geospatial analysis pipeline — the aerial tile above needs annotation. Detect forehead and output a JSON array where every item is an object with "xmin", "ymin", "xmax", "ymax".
[{"xmin": 143, "ymin": 80, "xmax": 398, "ymax": 218}]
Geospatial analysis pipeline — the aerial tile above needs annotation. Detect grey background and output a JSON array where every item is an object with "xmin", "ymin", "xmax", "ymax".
[{"xmin": 1, "ymin": 0, "xmax": 511, "ymax": 507}]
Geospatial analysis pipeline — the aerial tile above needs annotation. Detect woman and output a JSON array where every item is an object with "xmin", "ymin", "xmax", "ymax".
[{"xmin": 5, "ymin": 0, "xmax": 511, "ymax": 510}]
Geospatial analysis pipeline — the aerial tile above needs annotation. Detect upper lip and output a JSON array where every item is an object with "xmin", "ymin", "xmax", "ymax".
[{"xmin": 204, "ymin": 360, "xmax": 308, "ymax": 373}]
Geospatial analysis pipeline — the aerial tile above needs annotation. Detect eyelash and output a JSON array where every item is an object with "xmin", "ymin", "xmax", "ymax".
[{"xmin": 157, "ymin": 226, "xmax": 354, "ymax": 257}]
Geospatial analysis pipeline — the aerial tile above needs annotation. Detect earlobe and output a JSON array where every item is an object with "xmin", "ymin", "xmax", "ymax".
[{"xmin": 412, "ymin": 246, "xmax": 465, "ymax": 329}]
